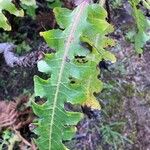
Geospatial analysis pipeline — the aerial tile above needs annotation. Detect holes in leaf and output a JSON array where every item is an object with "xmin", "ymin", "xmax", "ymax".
[
  {"xmin": 35, "ymin": 96, "xmax": 47, "ymax": 104},
  {"xmin": 38, "ymin": 72, "xmax": 51, "ymax": 80},
  {"xmin": 70, "ymin": 80, "xmax": 75, "ymax": 84},
  {"xmin": 64, "ymin": 102, "xmax": 81, "ymax": 112},
  {"xmin": 75, "ymin": 55, "xmax": 88, "ymax": 63},
  {"xmin": 69, "ymin": 76, "xmax": 76, "ymax": 84}
]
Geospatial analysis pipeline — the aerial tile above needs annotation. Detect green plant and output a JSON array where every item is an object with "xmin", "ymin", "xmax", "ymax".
[
  {"xmin": 32, "ymin": 1, "xmax": 116, "ymax": 150},
  {"xmin": 47, "ymin": 0, "xmax": 63, "ymax": 8},
  {"xmin": 0, "ymin": 0, "xmax": 36, "ymax": 30},
  {"xmin": 0, "ymin": 130, "xmax": 11, "ymax": 149},
  {"xmin": 100, "ymin": 122, "xmax": 133, "ymax": 150},
  {"xmin": 142, "ymin": 0, "xmax": 150, "ymax": 9},
  {"xmin": 110, "ymin": 0, "xmax": 123, "ymax": 8},
  {"xmin": 129, "ymin": 0, "xmax": 150, "ymax": 53},
  {"xmin": 0, "ymin": 32, "xmax": 31, "ymax": 54},
  {"xmin": 0, "ymin": 130, "xmax": 20, "ymax": 150},
  {"xmin": 21, "ymin": 0, "xmax": 37, "ymax": 19}
]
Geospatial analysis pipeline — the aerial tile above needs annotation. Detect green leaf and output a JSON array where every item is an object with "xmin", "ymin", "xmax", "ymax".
[
  {"xmin": 47, "ymin": 0, "xmax": 63, "ymax": 9},
  {"xmin": 54, "ymin": 8, "xmax": 72, "ymax": 29},
  {"xmin": 142, "ymin": 0, "xmax": 150, "ymax": 9},
  {"xmin": 33, "ymin": 2, "xmax": 115, "ymax": 150},
  {"xmin": 0, "ymin": 0, "xmax": 24, "ymax": 30},
  {"xmin": 129, "ymin": 0, "xmax": 150, "ymax": 53},
  {"xmin": 21, "ymin": 0, "xmax": 37, "ymax": 18},
  {"xmin": 135, "ymin": 30, "xmax": 150, "ymax": 53},
  {"xmin": 21, "ymin": 0, "xmax": 36, "ymax": 6},
  {"xmin": 0, "ymin": 0, "xmax": 38, "ymax": 30},
  {"xmin": 21, "ymin": 4, "xmax": 36, "ymax": 18}
]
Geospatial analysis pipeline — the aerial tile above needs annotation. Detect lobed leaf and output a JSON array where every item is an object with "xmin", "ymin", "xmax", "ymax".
[{"xmin": 33, "ymin": 2, "xmax": 115, "ymax": 150}]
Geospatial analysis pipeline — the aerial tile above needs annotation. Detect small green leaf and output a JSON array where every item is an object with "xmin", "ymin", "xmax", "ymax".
[
  {"xmin": 21, "ymin": 0, "xmax": 36, "ymax": 7},
  {"xmin": 47, "ymin": 0, "xmax": 63, "ymax": 9}
]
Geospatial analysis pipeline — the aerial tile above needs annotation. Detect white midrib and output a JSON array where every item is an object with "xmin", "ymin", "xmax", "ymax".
[{"xmin": 48, "ymin": 1, "xmax": 88, "ymax": 149}]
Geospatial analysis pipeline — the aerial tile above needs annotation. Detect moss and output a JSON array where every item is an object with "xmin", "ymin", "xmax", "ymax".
[
  {"xmin": 129, "ymin": 130, "xmax": 137, "ymax": 143},
  {"xmin": 122, "ymin": 83, "xmax": 136, "ymax": 98},
  {"xmin": 98, "ymin": 80, "xmax": 125, "ymax": 118}
]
